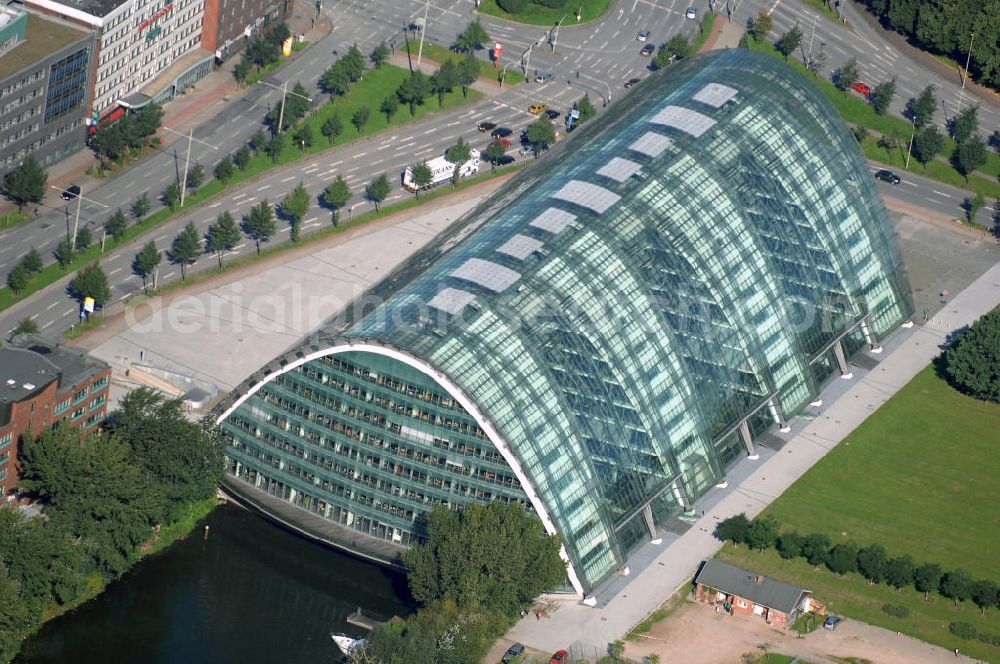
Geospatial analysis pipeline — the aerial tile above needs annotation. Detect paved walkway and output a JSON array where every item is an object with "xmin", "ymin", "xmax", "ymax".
[{"xmin": 506, "ymin": 261, "xmax": 1000, "ymax": 654}]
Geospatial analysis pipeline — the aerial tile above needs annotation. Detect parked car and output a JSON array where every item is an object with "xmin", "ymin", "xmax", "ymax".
[
  {"xmin": 519, "ymin": 145, "xmax": 536, "ymax": 157},
  {"xmin": 624, "ymin": 78, "xmax": 642, "ymax": 89},
  {"xmin": 550, "ymin": 650, "xmax": 569, "ymax": 664},
  {"xmin": 535, "ymin": 71, "xmax": 554, "ymax": 84},
  {"xmin": 495, "ymin": 155, "xmax": 516, "ymax": 166},
  {"xmin": 636, "ymin": 30, "xmax": 650, "ymax": 42},
  {"xmin": 824, "ymin": 615, "xmax": 844, "ymax": 630},
  {"xmin": 477, "ymin": 121, "xmax": 497, "ymax": 132},
  {"xmin": 502, "ymin": 643, "xmax": 525, "ymax": 663},
  {"xmin": 640, "ymin": 43, "xmax": 655, "ymax": 56},
  {"xmin": 491, "ymin": 138, "xmax": 513, "ymax": 149},
  {"xmin": 851, "ymin": 81, "xmax": 872, "ymax": 96},
  {"xmin": 874, "ymin": 168, "xmax": 901, "ymax": 184},
  {"xmin": 529, "ymin": 102, "xmax": 549, "ymax": 115},
  {"xmin": 686, "ymin": 6, "xmax": 697, "ymax": 19},
  {"xmin": 60, "ymin": 184, "xmax": 81, "ymax": 201},
  {"xmin": 491, "ymin": 127, "xmax": 513, "ymax": 138},
  {"xmin": 544, "ymin": 109, "xmax": 561, "ymax": 120}
]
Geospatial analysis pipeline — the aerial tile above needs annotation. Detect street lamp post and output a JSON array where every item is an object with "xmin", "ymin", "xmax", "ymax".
[
  {"xmin": 160, "ymin": 126, "xmax": 220, "ymax": 207},
  {"xmin": 50, "ymin": 186, "xmax": 107, "ymax": 250},
  {"xmin": 416, "ymin": 0, "xmax": 430, "ymax": 69},
  {"xmin": 961, "ymin": 30, "xmax": 975, "ymax": 92},
  {"xmin": 256, "ymin": 80, "xmax": 314, "ymax": 136},
  {"xmin": 905, "ymin": 116, "xmax": 915, "ymax": 169},
  {"xmin": 500, "ymin": 61, "xmax": 511, "ymax": 88},
  {"xmin": 551, "ymin": 14, "xmax": 567, "ymax": 53}
]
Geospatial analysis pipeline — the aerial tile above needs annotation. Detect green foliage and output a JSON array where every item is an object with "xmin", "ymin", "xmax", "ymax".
[
  {"xmin": 205, "ymin": 211, "xmax": 241, "ymax": 267},
  {"xmin": 914, "ymin": 563, "xmax": 943, "ymax": 599},
  {"xmin": 131, "ymin": 240, "xmax": 162, "ymax": 292},
  {"xmin": 950, "ymin": 622, "xmax": 977, "ymax": 640},
  {"xmin": 162, "ymin": 182, "xmax": 181, "ymax": 210},
  {"xmin": 249, "ymin": 129, "xmax": 268, "ymax": 156},
  {"xmin": 6, "ymin": 263, "xmax": 28, "ymax": 295},
  {"xmin": 484, "ymin": 141, "xmax": 506, "ymax": 171},
  {"xmin": 834, "ymin": 57, "xmax": 858, "ymax": 92},
  {"xmin": 970, "ymin": 579, "xmax": 998, "ymax": 614},
  {"xmin": 131, "ymin": 192, "xmax": 150, "ymax": 221},
  {"xmin": 943, "ymin": 306, "xmax": 1000, "ymax": 402},
  {"xmin": 54, "ymin": 238, "xmax": 74, "ymax": 271},
  {"xmin": 168, "ymin": 221, "xmax": 201, "ymax": 279},
  {"xmin": 266, "ymin": 133, "xmax": 286, "ymax": 163},
  {"xmin": 801, "ymin": 532, "xmax": 831, "ymax": 566},
  {"xmin": 397, "ymin": 72, "xmax": 430, "ymax": 116},
  {"xmin": 69, "ymin": 262, "xmax": 110, "ymax": 307},
  {"xmin": 870, "ymin": 78, "xmax": 896, "ymax": 115},
  {"xmin": 351, "ymin": 105, "xmax": 371, "ymax": 133},
  {"xmin": 104, "ymin": 208, "xmax": 128, "ymax": 242},
  {"xmin": 365, "ymin": 174, "xmax": 391, "ymax": 212},
  {"xmin": 402, "ymin": 502, "xmax": 566, "ymax": 618},
  {"xmin": 857, "ymin": 544, "xmax": 888, "ymax": 584},
  {"xmin": 750, "ymin": 9, "xmax": 773, "ymax": 40},
  {"xmin": 495, "ymin": 0, "xmax": 526, "ymax": 12},
  {"xmin": 951, "ymin": 105, "xmax": 979, "ymax": 144},
  {"xmin": 234, "ymin": 58, "xmax": 252, "ymax": 86},
  {"xmin": 322, "ymin": 59, "xmax": 352, "ymax": 99},
  {"xmin": 321, "ymin": 114, "xmax": 344, "ymax": 145},
  {"xmin": 526, "ymin": 115, "xmax": 557, "ymax": 151},
  {"xmin": 11, "ymin": 317, "xmax": 40, "ymax": 336},
  {"xmin": 409, "ymin": 162, "xmax": 433, "ymax": 196},
  {"xmin": 342, "ymin": 44, "xmax": 366, "ymax": 82},
  {"xmin": 826, "ymin": 541, "xmax": 860, "ymax": 575},
  {"xmin": 882, "ymin": 603, "xmax": 910, "ymax": 618},
  {"xmin": 953, "ymin": 136, "xmax": 987, "ymax": 178},
  {"xmin": 459, "ymin": 53, "xmax": 479, "ymax": 98},
  {"xmin": 716, "ymin": 513, "xmax": 750, "ymax": 544},
  {"xmin": 2, "ymin": 155, "xmax": 47, "ymax": 209},
  {"xmin": 576, "ymin": 94, "xmax": 596, "ymax": 123},
  {"xmin": 233, "ymin": 146, "xmax": 251, "ymax": 171},
  {"xmin": 746, "ymin": 516, "xmax": 780, "ymax": 552},
  {"xmin": 282, "ymin": 182, "xmax": 311, "ymax": 223},
  {"xmin": 908, "ymin": 85, "xmax": 936, "ymax": 127},
  {"xmin": 214, "ymin": 155, "xmax": 234, "ymax": 183},
  {"xmin": 371, "ymin": 41, "xmax": 389, "ymax": 69},
  {"xmin": 911, "ymin": 126, "xmax": 944, "ymax": 165},
  {"xmin": 963, "ymin": 191, "xmax": 986, "ymax": 223},
  {"xmin": 323, "ymin": 176, "xmax": 351, "ymax": 224},
  {"xmin": 185, "ymin": 163, "xmax": 205, "ymax": 193},
  {"xmin": 90, "ymin": 104, "xmax": 162, "ymax": 164},
  {"xmin": 940, "ymin": 570, "xmax": 974, "ymax": 606},
  {"xmin": 75, "ymin": 227, "xmax": 92, "ymax": 252},
  {"xmin": 241, "ymin": 199, "xmax": 276, "ymax": 253},
  {"xmin": 379, "ymin": 96, "xmax": 399, "ymax": 123},
  {"xmin": 294, "ymin": 122, "xmax": 313, "ymax": 150},
  {"xmin": 431, "ymin": 60, "xmax": 458, "ymax": 105},
  {"xmin": 775, "ymin": 531, "xmax": 803, "ymax": 559},
  {"xmin": 20, "ymin": 247, "xmax": 42, "ymax": 275},
  {"xmin": 454, "ymin": 20, "xmax": 489, "ymax": 53},
  {"xmin": 775, "ymin": 25, "xmax": 803, "ymax": 59}
]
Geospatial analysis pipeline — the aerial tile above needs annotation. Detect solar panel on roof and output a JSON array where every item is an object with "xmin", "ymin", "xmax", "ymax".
[
  {"xmin": 427, "ymin": 288, "xmax": 476, "ymax": 314},
  {"xmin": 650, "ymin": 105, "xmax": 717, "ymax": 138},
  {"xmin": 529, "ymin": 208, "xmax": 577, "ymax": 234},
  {"xmin": 450, "ymin": 258, "xmax": 521, "ymax": 292},
  {"xmin": 497, "ymin": 234, "xmax": 544, "ymax": 260},
  {"xmin": 629, "ymin": 131, "xmax": 673, "ymax": 157},
  {"xmin": 692, "ymin": 82, "xmax": 738, "ymax": 108},
  {"xmin": 596, "ymin": 157, "xmax": 642, "ymax": 183},
  {"xmin": 552, "ymin": 180, "xmax": 621, "ymax": 214}
]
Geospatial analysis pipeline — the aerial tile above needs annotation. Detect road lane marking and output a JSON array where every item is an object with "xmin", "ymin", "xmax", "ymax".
[
  {"xmin": 209, "ymin": 202, "xmax": 222, "ymax": 208},
  {"xmin": 42, "ymin": 320, "xmax": 53, "ymax": 329},
  {"xmin": 109, "ymin": 267, "xmax": 122, "ymax": 275},
  {"xmin": 164, "ymin": 271, "xmax": 176, "ymax": 279},
  {"xmin": 155, "ymin": 235, "xmax": 167, "ymax": 242},
  {"xmin": 46, "ymin": 301, "xmax": 58, "ymax": 310},
  {"xmin": 232, "ymin": 192, "xmax": 247, "ymax": 199},
  {"xmin": 259, "ymin": 184, "xmax": 271, "ymax": 190},
  {"xmin": 281, "ymin": 176, "xmax": 296, "ymax": 182},
  {"xmin": 932, "ymin": 190, "xmax": 952, "ymax": 198},
  {"xmin": 63, "ymin": 307, "xmax": 75, "ymax": 316},
  {"xmin": 234, "ymin": 243, "xmax": 246, "ymax": 251}
]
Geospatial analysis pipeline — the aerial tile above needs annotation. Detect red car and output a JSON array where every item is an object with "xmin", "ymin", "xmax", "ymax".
[
  {"xmin": 850, "ymin": 81, "xmax": 871, "ymax": 96},
  {"xmin": 491, "ymin": 138, "xmax": 513, "ymax": 149},
  {"xmin": 550, "ymin": 650, "xmax": 568, "ymax": 664}
]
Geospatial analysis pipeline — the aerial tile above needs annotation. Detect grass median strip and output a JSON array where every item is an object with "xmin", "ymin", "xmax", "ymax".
[
  {"xmin": 403, "ymin": 42, "xmax": 526, "ymax": 85},
  {"xmin": 477, "ymin": 0, "xmax": 612, "ymax": 26}
]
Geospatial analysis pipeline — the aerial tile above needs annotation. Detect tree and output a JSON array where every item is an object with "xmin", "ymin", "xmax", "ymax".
[
  {"xmin": 266, "ymin": 133, "xmax": 286, "ymax": 163},
  {"xmin": 321, "ymin": 60, "xmax": 351, "ymax": 99},
  {"xmin": 459, "ymin": 53, "xmax": 479, "ymax": 98},
  {"xmin": 294, "ymin": 123, "xmax": 314, "ymax": 151},
  {"xmin": 970, "ymin": 579, "xmax": 998, "ymax": 615},
  {"xmin": 379, "ymin": 96, "xmax": 399, "ymax": 124},
  {"xmin": 885, "ymin": 555, "xmax": 915, "ymax": 590},
  {"xmin": 953, "ymin": 135, "xmax": 987, "ymax": 179},
  {"xmin": 205, "ymin": 211, "xmax": 241, "ymax": 268},
  {"xmin": 351, "ymin": 106, "xmax": 371, "ymax": 133},
  {"xmin": 6, "ymin": 263, "xmax": 28, "ymax": 295},
  {"xmin": 940, "ymin": 568, "xmax": 973, "ymax": 606},
  {"xmin": 361, "ymin": 614, "xmax": 437, "ymax": 664},
  {"xmin": 214, "ymin": 155, "xmax": 234, "ymax": 183},
  {"xmin": 455, "ymin": 20, "xmax": 489, "ymax": 53},
  {"xmin": 249, "ymin": 129, "xmax": 268, "ymax": 156},
  {"xmin": 365, "ymin": 174, "xmax": 390, "ymax": 213},
  {"xmin": 576, "ymin": 94, "xmax": 596, "ymax": 123},
  {"xmin": 746, "ymin": 517, "xmax": 780, "ymax": 552},
  {"xmin": 185, "ymin": 163, "xmax": 204, "ymax": 193},
  {"xmin": 371, "ymin": 41, "xmax": 389, "ymax": 69},
  {"xmin": 826, "ymin": 541, "xmax": 859, "ymax": 575},
  {"xmin": 104, "ymin": 207, "xmax": 129, "ymax": 242},
  {"xmin": 286, "ymin": 81, "xmax": 311, "ymax": 122},
  {"xmin": 162, "ymin": 182, "xmax": 182, "ymax": 210},
  {"xmin": 11, "ymin": 317, "xmax": 40, "ymax": 336},
  {"xmin": 750, "ymin": 9, "xmax": 773, "ymax": 40},
  {"xmin": 54, "ymin": 238, "xmax": 75, "ymax": 271},
  {"xmin": 397, "ymin": 72, "xmax": 430, "ymax": 116},
  {"xmin": 133, "ymin": 102, "xmax": 163, "ymax": 139},
  {"xmin": 431, "ymin": 60, "xmax": 458, "ymax": 105},
  {"xmin": 132, "ymin": 240, "xmax": 162, "ymax": 293},
  {"xmin": 942, "ymin": 306, "xmax": 1000, "ymax": 402},
  {"xmin": 911, "ymin": 126, "xmax": 944, "ymax": 165},
  {"xmin": 342, "ymin": 43, "xmax": 366, "ymax": 82},
  {"xmin": 665, "ymin": 33, "xmax": 691, "ymax": 61},
  {"xmin": 801, "ymin": 532, "xmax": 831, "ymax": 567},
  {"xmin": 241, "ymin": 199, "xmax": 276, "ymax": 253},
  {"xmin": 233, "ymin": 146, "xmax": 251, "ymax": 171},
  {"xmin": 775, "ymin": 531, "xmax": 804, "ymax": 559},
  {"xmin": 402, "ymin": 502, "xmax": 566, "ymax": 618},
  {"xmin": 526, "ymin": 115, "xmax": 557, "ymax": 152},
  {"xmin": 484, "ymin": 141, "xmax": 506, "ymax": 172},
  {"xmin": 914, "ymin": 563, "xmax": 943, "ymax": 600},
  {"xmin": 168, "ymin": 221, "xmax": 201, "ymax": 280},
  {"xmin": 775, "ymin": 25, "xmax": 803, "ymax": 59},
  {"xmin": 21, "ymin": 247, "xmax": 43, "ymax": 275},
  {"xmin": 75, "ymin": 227, "xmax": 92, "ymax": 251},
  {"xmin": 69, "ymin": 262, "xmax": 111, "ymax": 308},
  {"xmin": 715, "ymin": 513, "xmax": 750, "ymax": 545},
  {"xmin": 871, "ymin": 77, "xmax": 896, "ymax": 115},
  {"xmin": 2, "ymin": 154, "xmax": 48, "ymax": 209},
  {"xmin": 282, "ymin": 181, "xmax": 310, "ymax": 235},
  {"xmin": 963, "ymin": 192, "xmax": 986, "ymax": 224},
  {"xmin": 908, "ymin": 85, "xmax": 936, "ymax": 127},
  {"xmin": 321, "ymin": 114, "xmax": 344, "ymax": 145},
  {"xmin": 857, "ymin": 544, "xmax": 888, "ymax": 584},
  {"xmin": 324, "ymin": 176, "xmax": 351, "ymax": 224},
  {"xmin": 131, "ymin": 192, "xmax": 150, "ymax": 222},
  {"xmin": 409, "ymin": 162, "xmax": 433, "ymax": 197},
  {"xmin": 834, "ymin": 58, "xmax": 858, "ymax": 93},
  {"xmin": 234, "ymin": 58, "xmax": 252, "ymax": 87},
  {"xmin": 950, "ymin": 104, "xmax": 979, "ymax": 144}
]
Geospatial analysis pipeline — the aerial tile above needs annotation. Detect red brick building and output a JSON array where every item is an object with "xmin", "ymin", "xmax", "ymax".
[
  {"xmin": 0, "ymin": 335, "xmax": 111, "ymax": 497},
  {"xmin": 201, "ymin": 0, "xmax": 288, "ymax": 61},
  {"xmin": 694, "ymin": 558, "xmax": 815, "ymax": 627}
]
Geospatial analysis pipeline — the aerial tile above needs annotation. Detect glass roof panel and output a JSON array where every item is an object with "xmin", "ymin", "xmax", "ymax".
[
  {"xmin": 597, "ymin": 157, "xmax": 643, "ymax": 183},
  {"xmin": 529, "ymin": 207, "xmax": 578, "ymax": 234},
  {"xmin": 629, "ymin": 131, "xmax": 674, "ymax": 158},
  {"xmin": 650, "ymin": 105, "xmax": 717, "ymax": 138},
  {"xmin": 552, "ymin": 180, "xmax": 621, "ymax": 214},
  {"xmin": 450, "ymin": 258, "xmax": 521, "ymax": 292},
  {"xmin": 427, "ymin": 287, "xmax": 476, "ymax": 314},
  {"xmin": 692, "ymin": 82, "xmax": 738, "ymax": 108},
  {"xmin": 497, "ymin": 234, "xmax": 545, "ymax": 260}
]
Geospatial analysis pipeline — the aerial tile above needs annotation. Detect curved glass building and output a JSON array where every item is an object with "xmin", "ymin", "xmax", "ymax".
[{"xmin": 215, "ymin": 49, "xmax": 912, "ymax": 596}]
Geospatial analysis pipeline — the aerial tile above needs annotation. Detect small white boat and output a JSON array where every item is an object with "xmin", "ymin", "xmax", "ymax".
[{"xmin": 331, "ymin": 633, "xmax": 366, "ymax": 656}]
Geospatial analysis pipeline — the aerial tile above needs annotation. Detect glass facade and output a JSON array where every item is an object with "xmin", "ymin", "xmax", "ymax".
[
  {"xmin": 218, "ymin": 50, "xmax": 912, "ymax": 595},
  {"xmin": 44, "ymin": 47, "xmax": 90, "ymax": 123}
]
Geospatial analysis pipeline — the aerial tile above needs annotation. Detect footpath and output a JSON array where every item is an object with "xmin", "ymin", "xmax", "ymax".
[{"xmin": 0, "ymin": 0, "xmax": 331, "ymax": 217}]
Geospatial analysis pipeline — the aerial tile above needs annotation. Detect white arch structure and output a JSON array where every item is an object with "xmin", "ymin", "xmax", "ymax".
[{"xmin": 217, "ymin": 340, "xmax": 587, "ymax": 598}]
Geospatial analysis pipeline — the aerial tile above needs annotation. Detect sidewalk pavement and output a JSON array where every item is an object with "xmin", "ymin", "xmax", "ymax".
[
  {"xmin": 702, "ymin": 12, "xmax": 744, "ymax": 51},
  {"xmin": 507, "ymin": 260, "xmax": 1000, "ymax": 654},
  {"xmin": 1, "ymin": 0, "xmax": 331, "ymax": 216}
]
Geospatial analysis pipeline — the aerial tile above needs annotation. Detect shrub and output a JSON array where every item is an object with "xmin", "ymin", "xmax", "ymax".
[
  {"xmin": 496, "ymin": 0, "xmax": 526, "ymax": 12},
  {"xmin": 949, "ymin": 622, "xmax": 977, "ymax": 640},
  {"xmin": 881, "ymin": 604, "xmax": 909, "ymax": 618}
]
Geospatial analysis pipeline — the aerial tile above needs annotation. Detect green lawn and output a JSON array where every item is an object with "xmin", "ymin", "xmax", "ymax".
[
  {"xmin": 403, "ymin": 41, "xmax": 526, "ymax": 85},
  {"xmin": 478, "ymin": 0, "xmax": 611, "ymax": 26},
  {"xmin": 691, "ymin": 12, "xmax": 718, "ymax": 54},
  {"xmin": 717, "ymin": 366, "xmax": 1000, "ymax": 661},
  {"xmin": 0, "ymin": 209, "xmax": 29, "ymax": 231}
]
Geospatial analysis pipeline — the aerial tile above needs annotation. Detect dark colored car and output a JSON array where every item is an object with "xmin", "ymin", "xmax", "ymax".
[
  {"xmin": 550, "ymin": 650, "xmax": 569, "ymax": 664},
  {"xmin": 478, "ymin": 121, "xmax": 497, "ymax": 132},
  {"xmin": 640, "ymin": 43, "xmax": 655, "ymax": 56},
  {"xmin": 874, "ymin": 168, "xmax": 901, "ymax": 184},
  {"xmin": 624, "ymin": 78, "xmax": 641, "ymax": 88},
  {"xmin": 544, "ymin": 109, "xmax": 561, "ymax": 120},
  {"xmin": 60, "ymin": 184, "xmax": 81, "ymax": 201},
  {"xmin": 496, "ymin": 155, "xmax": 516, "ymax": 166},
  {"xmin": 824, "ymin": 615, "xmax": 844, "ymax": 630},
  {"xmin": 491, "ymin": 127, "xmax": 513, "ymax": 138},
  {"xmin": 502, "ymin": 643, "xmax": 525, "ymax": 663}
]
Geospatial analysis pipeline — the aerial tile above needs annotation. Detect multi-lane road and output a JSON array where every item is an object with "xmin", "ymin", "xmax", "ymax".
[{"xmin": 1, "ymin": 0, "xmax": 997, "ymax": 337}]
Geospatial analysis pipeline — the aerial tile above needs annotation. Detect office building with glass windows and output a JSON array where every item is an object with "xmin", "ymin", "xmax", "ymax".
[{"xmin": 215, "ymin": 49, "xmax": 912, "ymax": 597}]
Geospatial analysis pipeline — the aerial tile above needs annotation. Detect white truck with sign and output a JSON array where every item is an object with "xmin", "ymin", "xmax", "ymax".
[{"xmin": 403, "ymin": 150, "xmax": 481, "ymax": 192}]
